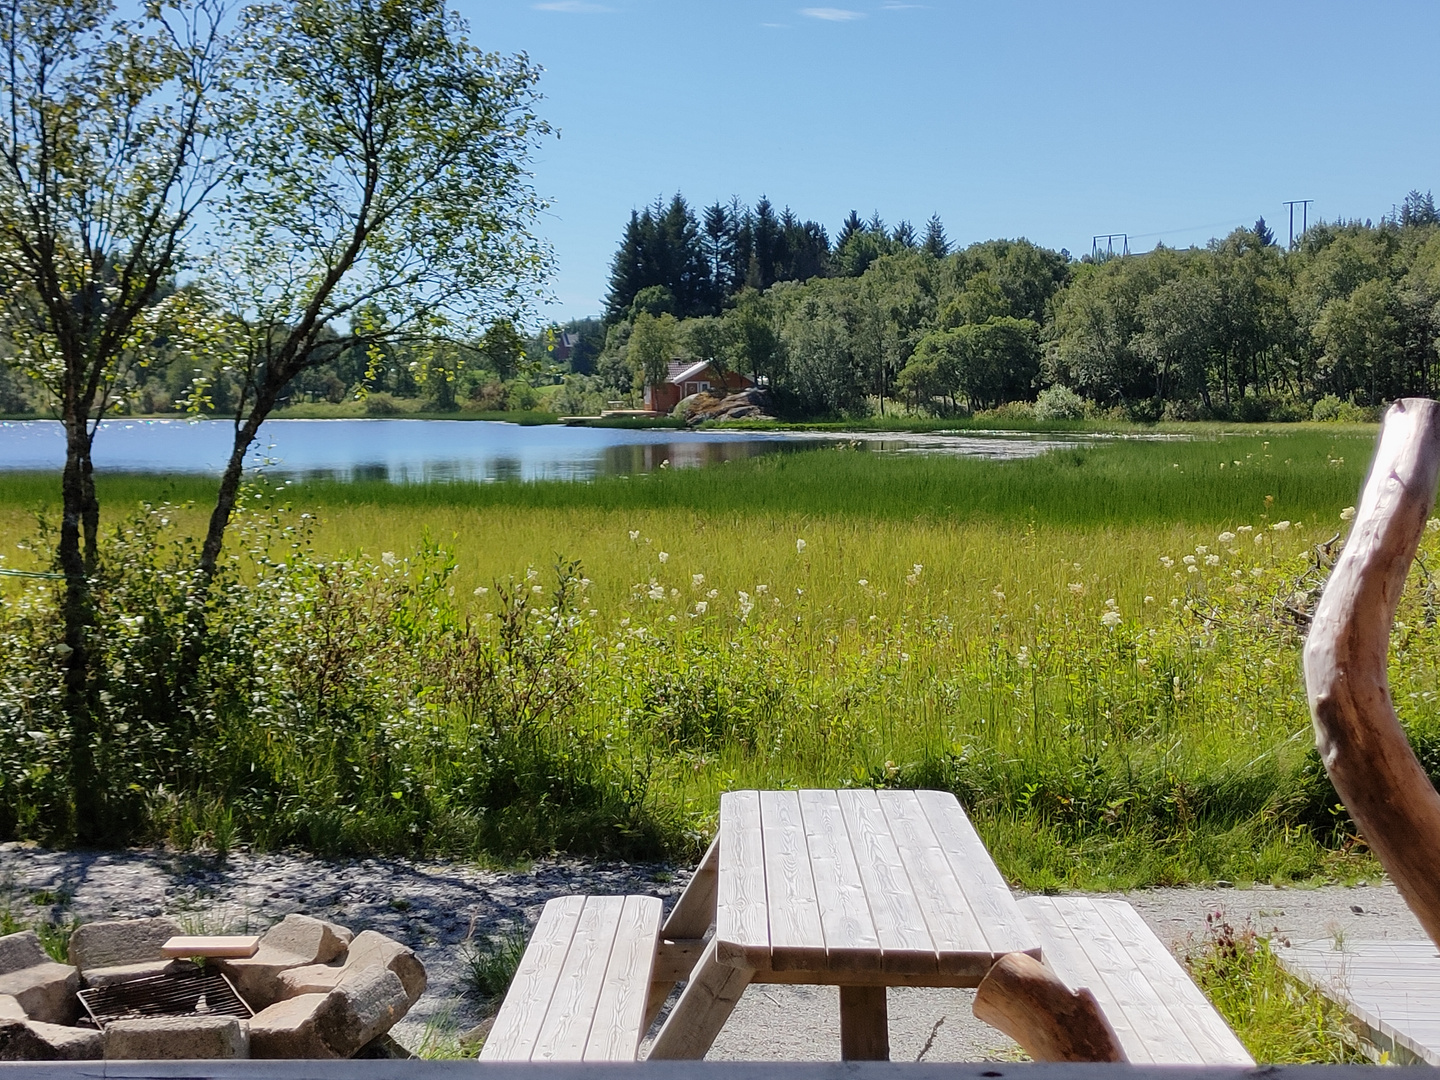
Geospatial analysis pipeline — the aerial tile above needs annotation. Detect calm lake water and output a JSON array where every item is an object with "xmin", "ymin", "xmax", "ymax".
[{"xmin": 0, "ymin": 418, "xmax": 1096, "ymax": 483}]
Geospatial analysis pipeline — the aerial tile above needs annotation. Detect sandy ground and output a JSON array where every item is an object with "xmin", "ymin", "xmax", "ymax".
[{"xmin": 0, "ymin": 843, "xmax": 1423, "ymax": 1060}]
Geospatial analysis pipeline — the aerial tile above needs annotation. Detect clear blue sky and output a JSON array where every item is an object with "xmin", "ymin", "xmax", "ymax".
[{"xmin": 460, "ymin": 1, "xmax": 1440, "ymax": 325}]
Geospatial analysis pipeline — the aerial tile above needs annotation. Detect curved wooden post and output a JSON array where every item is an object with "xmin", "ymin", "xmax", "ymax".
[
  {"xmin": 1304, "ymin": 396, "xmax": 1440, "ymax": 950},
  {"xmin": 972, "ymin": 952, "xmax": 1127, "ymax": 1062}
]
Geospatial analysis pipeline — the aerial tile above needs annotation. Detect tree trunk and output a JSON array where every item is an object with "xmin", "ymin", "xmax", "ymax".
[
  {"xmin": 59, "ymin": 410, "xmax": 99, "ymax": 844},
  {"xmin": 199, "ymin": 388, "xmax": 279, "ymax": 580},
  {"xmin": 1303, "ymin": 396, "xmax": 1440, "ymax": 950}
]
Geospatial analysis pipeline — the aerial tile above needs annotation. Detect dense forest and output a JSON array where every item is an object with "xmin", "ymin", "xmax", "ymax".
[{"xmin": 4, "ymin": 191, "xmax": 1439, "ymax": 422}]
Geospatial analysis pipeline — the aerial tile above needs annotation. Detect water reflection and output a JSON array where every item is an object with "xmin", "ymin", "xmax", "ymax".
[{"xmin": 0, "ymin": 417, "xmax": 1140, "ymax": 483}]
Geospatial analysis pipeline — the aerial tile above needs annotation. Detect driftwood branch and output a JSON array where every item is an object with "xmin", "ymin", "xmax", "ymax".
[
  {"xmin": 1304, "ymin": 396, "xmax": 1440, "ymax": 950},
  {"xmin": 972, "ymin": 952, "xmax": 1127, "ymax": 1063}
]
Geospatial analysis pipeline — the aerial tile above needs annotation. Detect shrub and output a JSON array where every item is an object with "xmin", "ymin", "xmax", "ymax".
[
  {"xmin": 1033, "ymin": 384, "xmax": 1086, "ymax": 420},
  {"xmin": 364, "ymin": 392, "xmax": 401, "ymax": 417},
  {"xmin": 1312, "ymin": 395, "xmax": 1376, "ymax": 423}
]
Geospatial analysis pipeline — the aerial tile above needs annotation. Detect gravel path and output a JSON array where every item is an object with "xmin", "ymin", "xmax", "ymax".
[{"xmin": 0, "ymin": 843, "xmax": 1423, "ymax": 1060}]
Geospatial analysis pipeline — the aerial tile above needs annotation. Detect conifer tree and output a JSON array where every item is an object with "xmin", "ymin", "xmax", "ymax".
[{"xmin": 923, "ymin": 214, "xmax": 950, "ymax": 257}]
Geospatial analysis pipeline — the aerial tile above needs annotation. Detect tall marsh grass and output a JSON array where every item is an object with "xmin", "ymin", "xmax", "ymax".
[{"xmin": 4, "ymin": 429, "xmax": 1432, "ymax": 887}]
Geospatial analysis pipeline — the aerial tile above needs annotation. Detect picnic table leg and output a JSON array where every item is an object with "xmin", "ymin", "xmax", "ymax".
[
  {"xmin": 838, "ymin": 985, "xmax": 889, "ymax": 1061},
  {"xmin": 646, "ymin": 937, "xmax": 754, "ymax": 1060},
  {"xmin": 645, "ymin": 835, "xmax": 721, "ymax": 1029}
]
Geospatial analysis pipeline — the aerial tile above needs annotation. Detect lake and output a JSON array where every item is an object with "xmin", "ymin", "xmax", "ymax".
[{"xmin": 0, "ymin": 418, "xmax": 1103, "ymax": 483}]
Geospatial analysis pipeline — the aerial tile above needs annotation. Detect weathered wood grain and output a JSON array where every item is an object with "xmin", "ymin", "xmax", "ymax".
[
  {"xmin": 584, "ymin": 895, "xmax": 662, "ymax": 1061},
  {"xmin": 716, "ymin": 790, "xmax": 769, "ymax": 967},
  {"xmin": 760, "ymin": 789, "xmax": 826, "ymax": 970},
  {"xmin": 480, "ymin": 895, "xmax": 584, "ymax": 1061},
  {"xmin": 1304, "ymin": 397, "xmax": 1440, "ymax": 951},
  {"xmin": 797, "ymin": 788, "xmax": 882, "ymax": 974},
  {"xmin": 973, "ymin": 951, "xmax": 1127, "ymax": 1063},
  {"xmin": 646, "ymin": 937, "xmax": 755, "ymax": 1060}
]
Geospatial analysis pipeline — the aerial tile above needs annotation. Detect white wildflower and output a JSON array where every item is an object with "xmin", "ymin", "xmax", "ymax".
[
  {"xmin": 858, "ymin": 578, "xmax": 869, "ymax": 587},
  {"xmin": 1205, "ymin": 554, "xmax": 1220, "ymax": 566},
  {"xmin": 694, "ymin": 601, "xmax": 708, "ymax": 615},
  {"xmin": 1143, "ymin": 595, "xmax": 1154, "ymax": 604},
  {"xmin": 1068, "ymin": 582, "xmax": 1084, "ymax": 594},
  {"xmin": 473, "ymin": 586, "xmax": 489, "ymax": 595},
  {"xmin": 671, "ymin": 588, "xmax": 679, "ymax": 599},
  {"xmin": 738, "ymin": 591, "xmax": 754, "ymax": 619},
  {"xmin": 531, "ymin": 584, "xmax": 543, "ymax": 594},
  {"xmin": 1218, "ymin": 531, "xmax": 1236, "ymax": 544},
  {"xmin": 707, "ymin": 588, "xmax": 719, "ymax": 599},
  {"xmin": 1188, "ymin": 565, "xmax": 1199, "ymax": 574},
  {"xmin": 647, "ymin": 582, "xmax": 665, "ymax": 601},
  {"xmin": 796, "ymin": 538, "xmax": 807, "ymax": 553},
  {"xmin": 1251, "ymin": 566, "xmax": 1264, "ymax": 578},
  {"xmin": 1236, "ymin": 525, "xmax": 1253, "ymax": 534},
  {"xmin": 692, "ymin": 573, "xmax": 705, "ymax": 588},
  {"xmin": 1195, "ymin": 545, "xmax": 1209, "ymax": 555},
  {"xmin": 1104, "ymin": 597, "xmax": 1118, "ymax": 610},
  {"xmin": 1340, "ymin": 507, "xmax": 1356, "ymax": 521},
  {"xmin": 1255, "ymin": 533, "xmax": 1266, "ymax": 545},
  {"xmin": 1016, "ymin": 646, "xmax": 1030, "ymax": 667},
  {"xmin": 629, "ymin": 530, "xmax": 640, "ymax": 541},
  {"xmin": 1100, "ymin": 610, "xmax": 1122, "ymax": 628},
  {"xmin": 756, "ymin": 584, "xmax": 769, "ymax": 594},
  {"xmin": 1159, "ymin": 556, "xmax": 1174, "ymax": 569},
  {"xmin": 526, "ymin": 567, "xmax": 539, "ymax": 581},
  {"xmin": 1182, "ymin": 555, "xmax": 1197, "ymax": 566},
  {"xmin": 1272, "ymin": 520, "xmax": 1291, "ymax": 531},
  {"xmin": 1428, "ymin": 518, "xmax": 1440, "ymax": 533},
  {"xmin": 380, "ymin": 551, "xmax": 396, "ymax": 566},
  {"xmin": 658, "ymin": 551, "xmax": 669, "ymax": 563}
]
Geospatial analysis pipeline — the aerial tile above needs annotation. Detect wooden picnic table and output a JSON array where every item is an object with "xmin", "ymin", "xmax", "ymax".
[{"xmin": 648, "ymin": 788, "xmax": 1041, "ymax": 1061}]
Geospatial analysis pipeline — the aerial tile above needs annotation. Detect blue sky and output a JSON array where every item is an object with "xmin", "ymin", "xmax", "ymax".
[{"xmin": 461, "ymin": 1, "xmax": 1440, "ymax": 324}]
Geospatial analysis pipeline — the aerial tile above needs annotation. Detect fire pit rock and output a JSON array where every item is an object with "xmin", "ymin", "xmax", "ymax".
[
  {"xmin": 0, "ymin": 931, "xmax": 80, "ymax": 1026},
  {"xmin": 69, "ymin": 916, "xmax": 187, "ymax": 987},
  {"xmin": 0, "ymin": 915, "xmax": 423, "ymax": 1061},
  {"xmin": 217, "ymin": 914, "xmax": 353, "ymax": 1008}
]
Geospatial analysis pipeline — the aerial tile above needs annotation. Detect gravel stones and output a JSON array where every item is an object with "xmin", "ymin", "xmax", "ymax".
[{"xmin": 104, "ymin": 1015, "xmax": 249, "ymax": 1060}]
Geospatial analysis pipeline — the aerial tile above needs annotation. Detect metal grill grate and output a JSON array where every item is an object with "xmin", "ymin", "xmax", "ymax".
[{"xmin": 77, "ymin": 966, "xmax": 254, "ymax": 1028}]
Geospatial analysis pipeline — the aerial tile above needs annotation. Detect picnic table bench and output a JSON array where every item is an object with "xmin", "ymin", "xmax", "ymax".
[{"xmin": 481, "ymin": 789, "xmax": 1250, "ymax": 1066}]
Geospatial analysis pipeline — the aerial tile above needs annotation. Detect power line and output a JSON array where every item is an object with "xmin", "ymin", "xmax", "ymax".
[{"xmin": 1091, "ymin": 233, "xmax": 1129, "ymax": 260}]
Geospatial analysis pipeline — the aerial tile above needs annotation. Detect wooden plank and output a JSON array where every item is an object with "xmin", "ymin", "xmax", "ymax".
[
  {"xmin": 480, "ymin": 895, "xmax": 584, "ymax": 1061},
  {"xmin": 533, "ymin": 895, "xmax": 625, "ymax": 1061},
  {"xmin": 879, "ymin": 789, "xmax": 992, "ymax": 976},
  {"xmin": 1044, "ymin": 897, "xmax": 1189, "ymax": 1063},
  {"xmin": 1090, "ymin": 898, "xmax": 1253, "ymax": 1066},
  {"xmin": 1018, "ymin": 896, "xmax": 1147, "ymax": 1061},
  {"xmin": 161, "ymin": 935, "xmax": 260, "ymax": 959},
  {"xmin": 760, "ymin": 789, "xmax": 826, "ymax": 971},
  {"xmin": 917, "ymin": 789, "xmax": 1039, "ymax": 958},
  {"xmin": 839, "ymin": 788, "xmax": 937, "ymax": 974},
  {"xmin": 715, "ymin": 790, "xmax": 770, "ymax": 968},
  {"xmin": 662, "ymin": 835, "xmax": 719, "ymax": 939},
  {"xmin": 797, "ymin": 788, "xmax": 881, "ymax": 974},
  {"xmin": 585, "ymin": 895, "xmax": 662, "ymax": 1062},
  {"xmin": 646, "ymin": 936, "xmax": 755, "ymax": 1059},
  {"xmin": 1278, "ymin": 940, "xmax": 1440, "ymax": 1065}
]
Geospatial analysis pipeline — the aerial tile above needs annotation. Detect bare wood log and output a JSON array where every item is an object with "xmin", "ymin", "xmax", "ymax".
[
  {"xmin": 1304, "ymin": 396, "xmax": 1440, "ymax": 951},
  {"xmin": 972, "ymin": 952, "xmax": 1127, "ymax": 1063}
]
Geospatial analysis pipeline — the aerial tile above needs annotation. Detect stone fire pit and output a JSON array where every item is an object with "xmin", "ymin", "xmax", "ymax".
[{"xmin": 0, "ymin": 914, "xmax": 425, "ymax": 1060}]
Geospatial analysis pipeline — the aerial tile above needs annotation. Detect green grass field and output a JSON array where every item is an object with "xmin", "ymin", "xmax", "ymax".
[{"xmin": 6, "ymin": 425, "xmax": 1429, "ymax": 891}]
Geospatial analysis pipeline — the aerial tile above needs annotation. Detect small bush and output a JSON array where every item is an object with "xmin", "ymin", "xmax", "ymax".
[
  {"xmin": 461, "ymin": 922, "xmax": 530, "ymax": 1011},
  {"xmin": 1184, "ymin": 914, "xmax": 1363, "ymax": 1063},
  {"xmin": 364, "ymin": 392, "xmax": 401, "ymax": 417},
  {"xmin": 1312, "ymin": 395, "xmax": 1377, "ymax": 423},
  {"xmin": 1033, "ymin": 384, "xmax": 1086, "ymax": 420}
]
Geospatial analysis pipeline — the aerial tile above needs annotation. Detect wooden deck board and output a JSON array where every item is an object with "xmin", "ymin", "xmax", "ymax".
[{"xmin": 1277, "ymin": 939, "xmax": 1440, "ymax": 1065}]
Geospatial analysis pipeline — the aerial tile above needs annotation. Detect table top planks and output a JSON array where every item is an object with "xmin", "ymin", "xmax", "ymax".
[{"xmin": 714, "ymin": 789, "xmax": 1039, "ymax": 983}]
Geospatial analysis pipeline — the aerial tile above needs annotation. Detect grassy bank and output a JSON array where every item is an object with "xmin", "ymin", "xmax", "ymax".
[{"xmin": 3, "ymin": 429, "xmax": 1427, "ymax": 889}]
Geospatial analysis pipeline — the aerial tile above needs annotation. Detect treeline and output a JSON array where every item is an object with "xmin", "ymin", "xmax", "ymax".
[{"xmin": 592, "ymin": 190, "xmax": 1440, "ymax": 420}]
